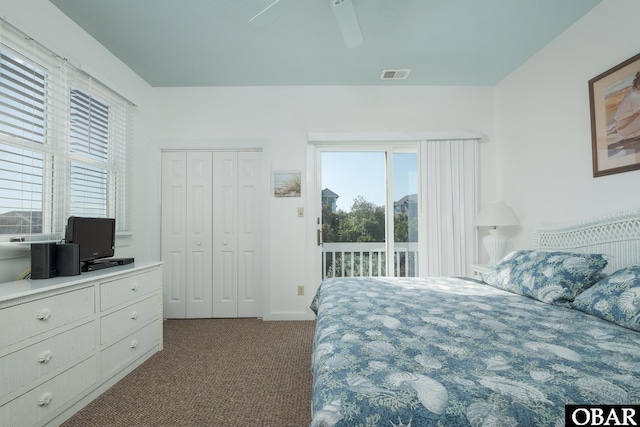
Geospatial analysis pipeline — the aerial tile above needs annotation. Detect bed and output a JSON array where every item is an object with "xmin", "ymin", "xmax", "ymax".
[{"xmin": 309, "ymin": 209, "xmax": 640, "ymax": 426}]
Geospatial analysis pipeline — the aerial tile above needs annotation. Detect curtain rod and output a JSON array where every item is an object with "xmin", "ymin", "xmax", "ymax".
[{"xmin": 308, "ymin": 131, "xmax": 483, "ymax": 143}]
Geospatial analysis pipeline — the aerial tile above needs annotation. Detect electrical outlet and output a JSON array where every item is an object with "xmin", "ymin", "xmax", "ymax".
[{"xmin": 297, "ymin": 285, "xmax": 304, "ymax": 296}]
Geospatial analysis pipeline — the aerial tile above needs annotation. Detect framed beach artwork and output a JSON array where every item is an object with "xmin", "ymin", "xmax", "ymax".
[
  {"xmin": 273, "ymin": 170, "xmax": 301, "ymax": 197},
  {"xmin": 589, "ymin": 52, "xmax": 640, "ymax": 177}
]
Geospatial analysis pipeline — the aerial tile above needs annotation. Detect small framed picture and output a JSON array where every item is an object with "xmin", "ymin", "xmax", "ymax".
[
  {"xmin": 589, "ymin": 52, "xmax": 640, "ymax": 177},
  {"xmin": 273, "ymin": 171, "xmax": 301, "ymax": 197}
]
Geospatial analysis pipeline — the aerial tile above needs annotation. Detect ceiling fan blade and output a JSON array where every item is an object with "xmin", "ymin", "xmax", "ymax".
[
  {"xmin": 249, "ymin": 0, "xmax": 295, "ymax": 29},
  {"xmin": 331, "ymin": 0, "xmax": 363, "ymax": 49}
]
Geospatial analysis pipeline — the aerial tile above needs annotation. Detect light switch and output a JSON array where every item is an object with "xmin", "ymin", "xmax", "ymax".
[{"xmin": 297, "ymin": 207, "xmax": 304, "ymax": 217}]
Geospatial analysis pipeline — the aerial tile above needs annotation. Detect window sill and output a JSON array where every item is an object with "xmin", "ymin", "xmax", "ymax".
[{"xmin": 0, "ymin": 240, "xmax": 60, "ymax": 250}]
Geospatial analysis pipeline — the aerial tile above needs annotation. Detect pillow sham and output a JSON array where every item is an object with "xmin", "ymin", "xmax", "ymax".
[
  {"xmin": 482, "ymin": 250, "xmax": 608, "ymax": 306},
  {"xmin": 571, "ymin": 264, "xmax": 640, "ymax": 331}
]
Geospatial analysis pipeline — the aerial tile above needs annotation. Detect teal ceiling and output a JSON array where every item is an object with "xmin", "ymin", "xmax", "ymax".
[{"xmin": 49, "ymin": 0, "xmax": 602, "ymax": 87}]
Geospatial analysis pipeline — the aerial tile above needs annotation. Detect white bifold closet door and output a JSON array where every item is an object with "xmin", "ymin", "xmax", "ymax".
[
  {"xmin": 212, "ymin": 151, "xmax": 262, "ymax": 318},
  {"xmin": 161, "ymin": 151, "xmax": 262, "ymax": 319}
]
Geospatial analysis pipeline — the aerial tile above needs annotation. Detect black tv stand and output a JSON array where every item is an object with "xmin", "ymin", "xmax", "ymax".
[{"xmin": 82, "ymin": 257, "xmax": 135, "ymax": 272}]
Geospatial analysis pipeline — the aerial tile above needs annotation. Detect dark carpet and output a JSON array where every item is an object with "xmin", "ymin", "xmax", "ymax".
[{"xmin": 62, "ymin": 319, "xmax": 316, "ymax": 427}]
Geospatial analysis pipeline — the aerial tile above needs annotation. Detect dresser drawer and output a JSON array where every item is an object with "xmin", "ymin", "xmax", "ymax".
[
  {"xmin": 0, "ymin": 356, "xmax": 96, "ymax": 427},
  {"xmin": 101, "ymin": 295, "xmax": 161, "ymax": 345},
  {"xmin": 100, "ymin": 268, "xmax": 161, "ymax": 311},
  {"xmin": 0, "ymin": 321, "xmax": 96, "ymax": 401},
  {"xmin": 0, "ymin": 287, "xmax": 95, "ymax": 349},
  {"xmin": 100, "ymin": 319, "xmax": 161, "ymax": 380}
]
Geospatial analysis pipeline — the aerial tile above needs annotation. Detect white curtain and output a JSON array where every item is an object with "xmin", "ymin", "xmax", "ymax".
[{"xmin": 420, "ymin": 139, "xmax": 478, "ymax": 276}]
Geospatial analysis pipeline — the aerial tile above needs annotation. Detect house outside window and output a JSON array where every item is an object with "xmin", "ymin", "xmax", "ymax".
[{"xmin": 321, "ymin": 188, "xmax": 339, "ymax": 213}]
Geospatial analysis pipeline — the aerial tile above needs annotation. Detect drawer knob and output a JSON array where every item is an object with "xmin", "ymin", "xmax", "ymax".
[
  {"xmin": 130, "ymin": 311, "xmax": 139, "ymax": 320},
  {"xmin": 37, "ymin": 392, "xmax": 53, "ymax": 407},
  {"xmin": 37, "ymin": 350, "xmax": 53, "ymax": 364},
  {"xmin": 36, "ymin": 309, "xmax": 51, "ymax": 321},
  {"xmin": 131, "ymin": 283, "xmax": 139, "ymax": 291},
  {"xmin": 130, "ymin": 339, "xmax": 138, "ymax": 349}
]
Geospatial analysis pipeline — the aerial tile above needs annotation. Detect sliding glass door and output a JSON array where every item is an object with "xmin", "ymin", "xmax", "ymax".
[
  {"xmin": 392, "ymin": 152, "xmax": 419, "ymax": 277},
  {"xmin": 317, "ymin": 145, "xmax": 419, "ymax": 278}
]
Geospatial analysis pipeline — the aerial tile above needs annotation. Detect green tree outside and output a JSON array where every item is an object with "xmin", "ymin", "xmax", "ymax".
[
  {"xmin": 322, "ymin": 195, "xmax": 417, "ymax": 243},
  {"xmin": 321, "ymin": 195, "xmax": 417, "ymax": 277}
]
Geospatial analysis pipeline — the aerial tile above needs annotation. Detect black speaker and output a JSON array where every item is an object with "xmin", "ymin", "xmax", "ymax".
[
  {"xmin": 31, "ymin": 242, "xmax": 57, "ymax": 279},
  {"xmin": 56, "ymin": 243, "xmax": 81, "ymax": 276}
]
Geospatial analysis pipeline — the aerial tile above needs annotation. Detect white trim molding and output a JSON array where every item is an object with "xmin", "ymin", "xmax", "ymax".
[{"xmin": 308, "ymin": 131, "xmax": 484, "ymax": 143}]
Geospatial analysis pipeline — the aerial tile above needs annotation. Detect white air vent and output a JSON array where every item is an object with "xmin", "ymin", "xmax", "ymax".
[{"xmin": 380, "ymin": 69, "xmax": 411, "ymax": 80}]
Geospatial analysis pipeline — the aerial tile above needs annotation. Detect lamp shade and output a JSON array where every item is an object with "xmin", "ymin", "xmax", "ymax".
[{"xmin": 475, "ymin": 201, "xmax": 519, "ymax": 227}]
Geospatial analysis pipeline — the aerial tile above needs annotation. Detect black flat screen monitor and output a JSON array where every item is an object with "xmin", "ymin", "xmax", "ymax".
[{"xmin": 65, "ymin": 216, "xmax": 116, "ymax": 264}]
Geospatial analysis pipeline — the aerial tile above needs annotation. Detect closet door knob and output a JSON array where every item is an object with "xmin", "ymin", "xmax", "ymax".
[
  {"xmin": 131, "ymin": 283, "xmax": 139, "ymax": 291},
  {"xmin": 196, "ymin": 241, "xmax": 202, "ymax": 246},
  {"xmin": 130, "ymin": 311, "xmax": 139, "ymax": 320},
  {"xmin": 223, "ymin": 241, "xmax": 228, "ymax": 246}
]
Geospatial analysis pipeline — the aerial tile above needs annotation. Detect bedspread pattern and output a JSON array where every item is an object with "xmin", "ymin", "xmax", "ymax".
[{"xmin": 310, "ymin": 276, "xmax": 640, "ymax": 427}]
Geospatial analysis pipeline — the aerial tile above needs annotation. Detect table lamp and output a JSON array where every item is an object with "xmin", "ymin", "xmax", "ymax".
[{"xmin": 475, "ymin": 201, "xmax": 520, "ymax": 266}]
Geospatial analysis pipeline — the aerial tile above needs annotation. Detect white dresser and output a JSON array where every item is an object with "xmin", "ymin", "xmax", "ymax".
[{"xmin": 0, "ymin": 262, "xmax": 163, "ymax": 427}]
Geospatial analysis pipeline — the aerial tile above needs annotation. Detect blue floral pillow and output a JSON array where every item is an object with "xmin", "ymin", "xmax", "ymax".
[
  {"xmin": 482, "ymin": 250, "xmax": 608, "ymax": 306},
  {"xmin": 571, "ymin": 265, "xmax": 640, "ymax": 331}
]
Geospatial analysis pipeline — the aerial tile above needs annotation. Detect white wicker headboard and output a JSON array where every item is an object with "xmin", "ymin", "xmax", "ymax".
[{"xmin": 533, "ymin": 208, "xmax": 640, "ymax": 274}]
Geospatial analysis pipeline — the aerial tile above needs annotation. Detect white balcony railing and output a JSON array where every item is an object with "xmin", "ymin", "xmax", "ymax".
[{"xmin": 322, "ymin": 242, "xmax": 418, "ymax": 279}]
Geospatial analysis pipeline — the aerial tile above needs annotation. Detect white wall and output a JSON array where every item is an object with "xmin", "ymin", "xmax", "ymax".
[
  {"xmin": 0, "ymin": 0, "xmax": 154, "ymax": 282},
  {"xmin": 495, "ymin": 0, "xmax": 640, "ymax": 252},
  {"xmin": 151, "ymin": 86, "xmax": 496, "ymax": 319}
]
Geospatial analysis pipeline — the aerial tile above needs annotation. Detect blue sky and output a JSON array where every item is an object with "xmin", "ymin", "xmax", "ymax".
[{"xmin": 321, "ymin": 152, "xmax": 417, "ymax": 212}]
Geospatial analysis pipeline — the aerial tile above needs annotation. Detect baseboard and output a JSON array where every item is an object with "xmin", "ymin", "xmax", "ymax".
[{"xmin": 263, "ymin": 311, "xmax": 316, "ymax": 321}]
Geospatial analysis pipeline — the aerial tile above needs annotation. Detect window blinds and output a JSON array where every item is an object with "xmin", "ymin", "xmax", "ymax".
[
  {"xmin": 0, "ymin": 19, "xmax": 133, "ymax": 240},
  {"xmin": 0, "ymin": 49, "xmax": 46, "ymax": 143}
]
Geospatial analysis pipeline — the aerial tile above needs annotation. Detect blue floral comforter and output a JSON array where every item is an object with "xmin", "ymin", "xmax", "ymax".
[{"xmin": 309, "ymin": 276, "xmax": 640, "ymax": 427}]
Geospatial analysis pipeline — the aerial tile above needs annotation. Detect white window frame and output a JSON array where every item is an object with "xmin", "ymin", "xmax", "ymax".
[
  {"xmin": 311, "ymin": 141, "xmax": 420, "ymax": 280},
  {"xmin": 0, "ymin": 19, "xmax": 133, "ymax": 245}
]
